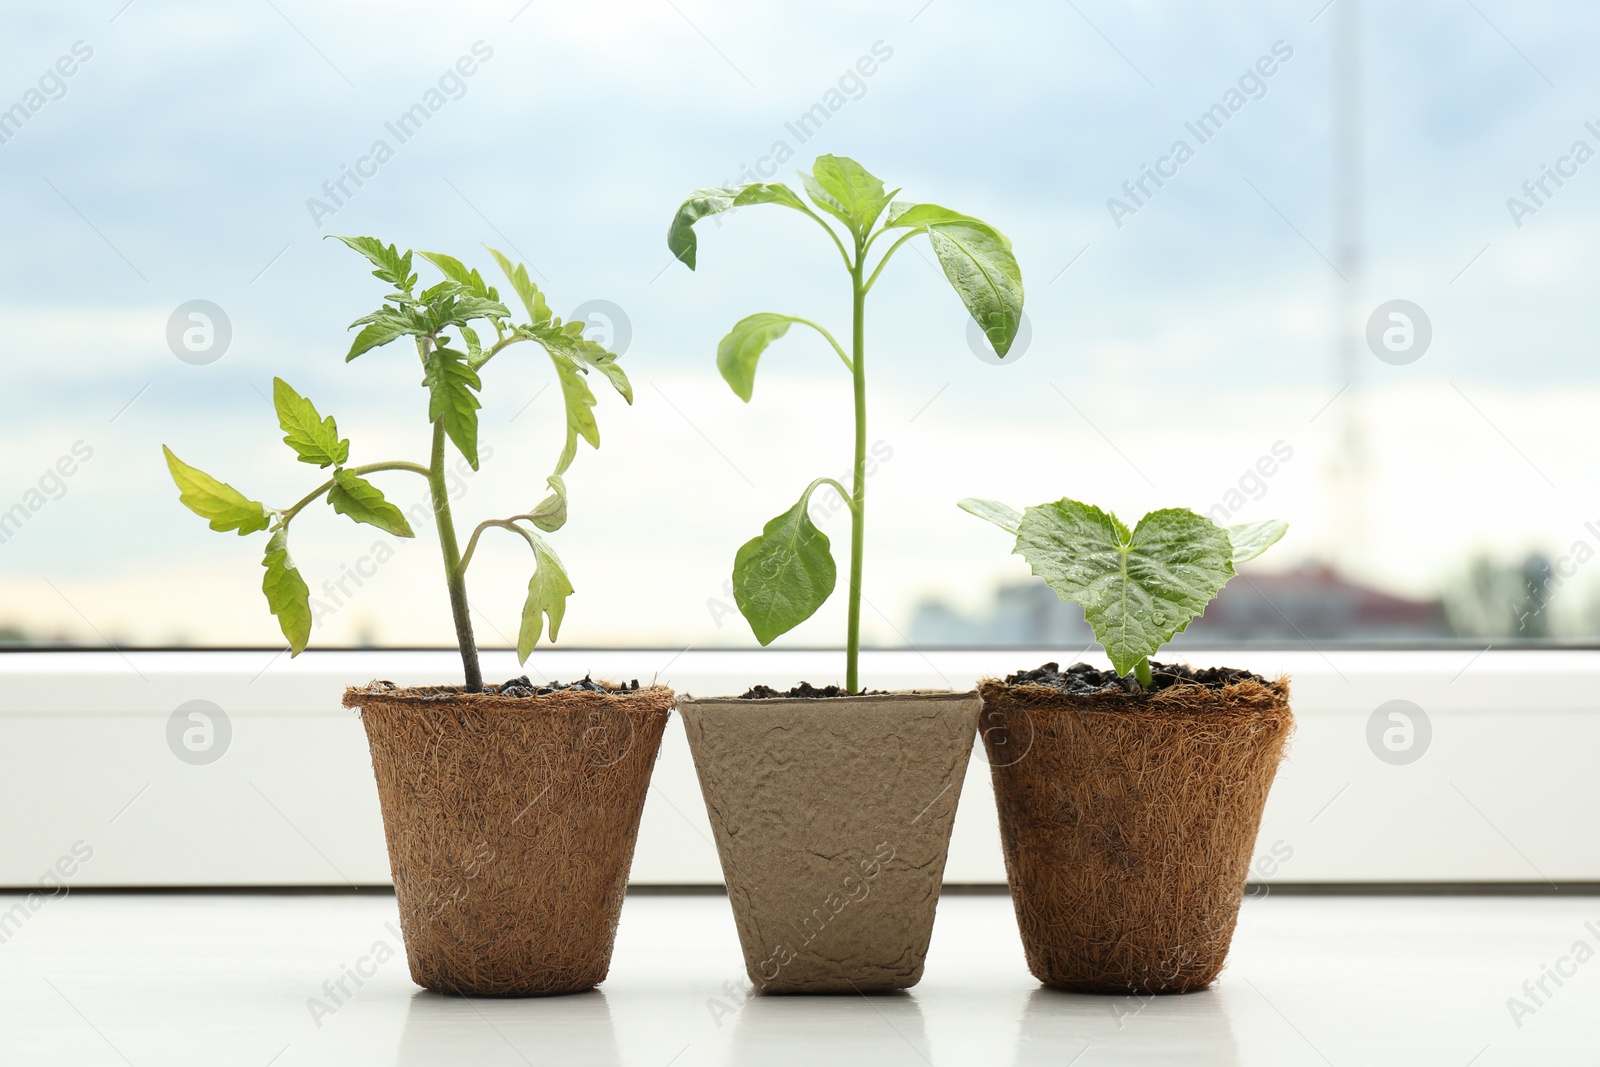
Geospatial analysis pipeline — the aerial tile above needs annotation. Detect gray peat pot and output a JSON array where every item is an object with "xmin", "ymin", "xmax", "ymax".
[{"xmin": 680, "ymin": 690, "xmax": 981, "ymax": 994}]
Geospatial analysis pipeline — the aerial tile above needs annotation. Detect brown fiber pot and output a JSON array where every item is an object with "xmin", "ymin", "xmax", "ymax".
[
  {"xmin": 978, "ymin": 676, "xmax": 1292, "ymax": 994},
  {"xmin": 344, "ymin": 680, "xmax": 675, "ymax": 996},
  {"xmin": 680, "ymin": 691, "xmax": 980, "ymax": 994}
]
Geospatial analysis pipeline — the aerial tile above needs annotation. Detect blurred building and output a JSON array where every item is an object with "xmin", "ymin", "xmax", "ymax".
[
  {"xmin": 910, "ymin": 582, "xmax": 1093, "ymax": 649},
  {"xmin": 908, "ymin": 562, "xmax": 1450, "ymax": 648},
  {"xmin": 1181, "ymin": 563, "xmax": 1448, "ymax": 641}
]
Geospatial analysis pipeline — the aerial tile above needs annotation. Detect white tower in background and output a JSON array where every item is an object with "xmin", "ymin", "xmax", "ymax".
[{"xmin": 1329, "ymin": 0, "xmax": 1370, "ymax": 577}]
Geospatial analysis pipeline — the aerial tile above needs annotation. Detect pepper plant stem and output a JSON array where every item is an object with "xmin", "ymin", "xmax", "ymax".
[
  {"xmin": 429, "ymin": 418, "xmax": 482, "ymax": 692},
  {"xmin": 846, "ymin": 241, "xmax": 868, "ymax": 694}
]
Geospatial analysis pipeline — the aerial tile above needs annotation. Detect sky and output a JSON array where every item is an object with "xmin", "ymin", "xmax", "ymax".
[{"xmin": 2, "ymin": 0, "xmax": 1599, "ymax": 651}]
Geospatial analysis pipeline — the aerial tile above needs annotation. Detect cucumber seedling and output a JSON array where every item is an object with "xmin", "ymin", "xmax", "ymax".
[
  {"xmin": 669, "ymin": 154, "xmax": 1025, "ymax": 693},
  {"xmin": 960, "ymin": 497, "xmax": 1287, "ymax": 688},
  {"xmin": 162, "ymin": 237, "xmax": 631, "ymax": 691}
]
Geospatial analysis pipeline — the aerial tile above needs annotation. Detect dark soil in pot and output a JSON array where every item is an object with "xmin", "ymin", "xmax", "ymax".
[
  {"xmin": 345, "ymin": 678, "xmax": 675, "ymax": 997},
  {"xmin": 737, "ymin": 681, "xmax": 888, "ymax": 699},
  {"xmin": 979, "ymin": 662, "xmax": 1292, "ymax": 995},
  {"xmin": 680, "ymin": 689, "xmax": 980, "ymax": 994}
]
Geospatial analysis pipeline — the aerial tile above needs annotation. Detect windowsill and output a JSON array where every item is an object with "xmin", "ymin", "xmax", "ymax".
[{"xmin": 1, "ymin": 647, "xmax": 1595, "ymax": 887}]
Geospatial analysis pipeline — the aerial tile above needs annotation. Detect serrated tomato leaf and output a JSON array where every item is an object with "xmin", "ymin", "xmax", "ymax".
[
  {"xmin": 329, "ymin": 236, "xmax": 416, "ymax": 292},
  {"xmin": 517, "ymin": 533, "xmax": 573, "ymax": 662},
  {"xmin": 272, "ymin": 379, "xmax": 349, "ymax": 468},
  {"xmin": 163, "ymin": 446, "xmax": 270, "ymax": 535},
  {"xmin": 345, "ymin": 310, "xmax": 417, "ymax": 361},
  {"xmin": 261, "ymin": 529, "xmax": 312, "ymax": 655},
  {"xmin": 546, "ymin": 349, "xmax": 599, "ymax": 476},
  {"xmin": 526, "ymin": 319, "xmax": 632, "ymax": 403},
  {"xmin": 418, "ymin": 250, "xmax": 495, "ymax": 300},
  {"xmin": 485, "ymin": 246, "xmax": 551, "ymax": 325},
  {"xmin": 327, "ymin": 470, "xmax": 414, "ymax": 538},
  {"xmin": 422, "ymin": 346, "xmax": 482, "ymax": 469},
  {"xmin": 527, "ymin": 475, "xmax": 567, "ymax": 533}
]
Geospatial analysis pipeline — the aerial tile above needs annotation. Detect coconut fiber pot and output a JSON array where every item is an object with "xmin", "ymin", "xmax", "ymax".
[
  {"xmin": 680, "ymin": 691, "xmax": 980, "ymax": 994},
  {"xmin": 978, "ymin": 673, "xmax": 1292, "ymax": 994},
  {"xmin": 345, "ymin": 680, "xmax": 675, "ymax": 996}
]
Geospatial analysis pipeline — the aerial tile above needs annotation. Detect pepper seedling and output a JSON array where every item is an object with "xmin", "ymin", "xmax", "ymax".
[
  {"xmin": 960, "ymin": 497, "xmax": 1287, "ymax": 688},
  {"xmin": 162, "ymin": 237, "xmax": 631, "ymax": 692},
  {"xmin": 669, "ymin": 154, "xmax": 1025, "ymax": 693}
]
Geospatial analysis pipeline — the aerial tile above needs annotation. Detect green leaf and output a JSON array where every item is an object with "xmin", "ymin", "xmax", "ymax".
[
  {"xmin": 717, "ymin": 313, "xmax": 806, "ymax": 402},
  {"xmin": 1013, "ymin": 501, "xmax": 1235, "ymax": 678},
  {"xmin": 345, "ymin": 309, "xmax": 418, "ymax": 362},
  {"xmin": 548, "ymin": 349, "xmax": 599, "ymax": 475},
  {"xmin": 733, "ymin": 182, "xmax": 809, "ymax": 211},
  {"xmin": 926, "ymin": 218, "xmax": 1025, "ymax": 358},
  {"xmin": 163, "ymin": 446, "xmax": 270, "ymax": 535},
  {"xmin": 1229, "ymin": 519, "xmax": 1288, "ymax": 564},
  {"xmin": 885, "ymin": 201, "xmax": 977, "ymax": 232},
  {"xmin": 528, "ymin": 475, "xmax": 567, "ymax": 533},
  {"xmin": 958, "ymin": 497, "xmax": 1023, "ymax": 536},
  {"xmin": 485, "ymin": 246, "xmax": 551, "ymax": 324},
  {"xmin": 418, "ymin": 279, "xmax": 466, "ymax": 305},
  {"xmin": 591, "ymin": 356, "xmax": 633, "ymax": 404},
  {"xmin": 526, "ymin": 319, "xmax": 633, "ymax": 403},
  {"xmin": 349, "ymin": 304, "xmax": 426, "ymax": 330},
  {"xmin": 262, "ymin": 529, "xmax": 313, "ymax": 655},
  {"xmin": 667, "ymin": 183, "xmax": 808, "ymax": 269},
  {"xmin": 417, "ymin": 250, "xmax": 494, "ymax": 300},
  {"xmin": 327, "ymin": 470, "xmax": 414, "ymax": 538},
  {"xmin": 272, "ymin": 379, "xmax": 349, "ymax": 468},
  {"xmin": 886, "ymin": 203, "xmax": 1014, "ymax": 252},
  {"xmin": 804, "ymin": 155, "xmax": 890, "ymax": 235},
  {"xmin": 328, "ymin": 236, "xmax": 416, "ymax": 292},
  {"xmin": 422, "ymin": 347, "xmax": 482, "ymax": 469},
  {"xmin": 517, "ymin": 533, "xmax": 574, "ymax": 662},
  {"xmin": 460, "ymin": 325, "xmax": 483, "ymax": 368},
  {"xmin": 404, "ymin": 282, "xmax": 510, "ymax": 337},
  {"xmin": 428, "ymin": 294, "xmax": 511, "ymax": 332},
  {"xmin": 732, "ymin": 486, "xmax": 837, "ymax": 645}
]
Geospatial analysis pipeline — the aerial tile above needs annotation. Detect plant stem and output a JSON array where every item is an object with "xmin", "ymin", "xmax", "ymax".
[
  {"xmin": 846, "ymin": 240, "xmax": 868, "ymax": 694},
  {"xmin": 474, "ymin": 331, "xmax": 529, "ymax": 370},
  {"xmin": 862, "ymin": 227, "xmax": 924, "ymax": 293},
  {"xmin": 429, "ymin": 418, "xmax": 482, "ymax": 692},
  {"xmin": 457, "ymin": 514, "xmax": 544, "ymax": 576},
  {"xmin": 279, "ymin": 461, "xmax": 430, "ymax": 523},
  {"xmin": 791, "ymin": 317, "xmax": 853, "ymax": 372},
  {"xmin": 798, "ymin": 203, "xmax": 855, "ymax": 271}
]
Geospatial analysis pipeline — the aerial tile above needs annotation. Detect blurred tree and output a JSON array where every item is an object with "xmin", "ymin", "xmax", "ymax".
[{"xmin": 1445, "ymin": 552, "xmax": 1555, "ymax": 638}]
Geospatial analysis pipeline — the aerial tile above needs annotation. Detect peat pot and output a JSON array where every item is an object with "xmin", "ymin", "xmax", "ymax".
[
  {"xmin": 680, "ymin": 690, "xmax": 981, "ymax": 994},
  {"xmin": 345, "ymin": 680, "xmax": 675, "ymax": 996},
  {"xmin": 978, "ymin": 672, "xmax": 1293, "ymax": 994}
]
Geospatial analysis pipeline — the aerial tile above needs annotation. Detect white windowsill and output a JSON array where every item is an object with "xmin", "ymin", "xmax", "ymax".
[{"xmin": 1, "ymin": 647, "xmax": 1594, "ymax": 887}]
